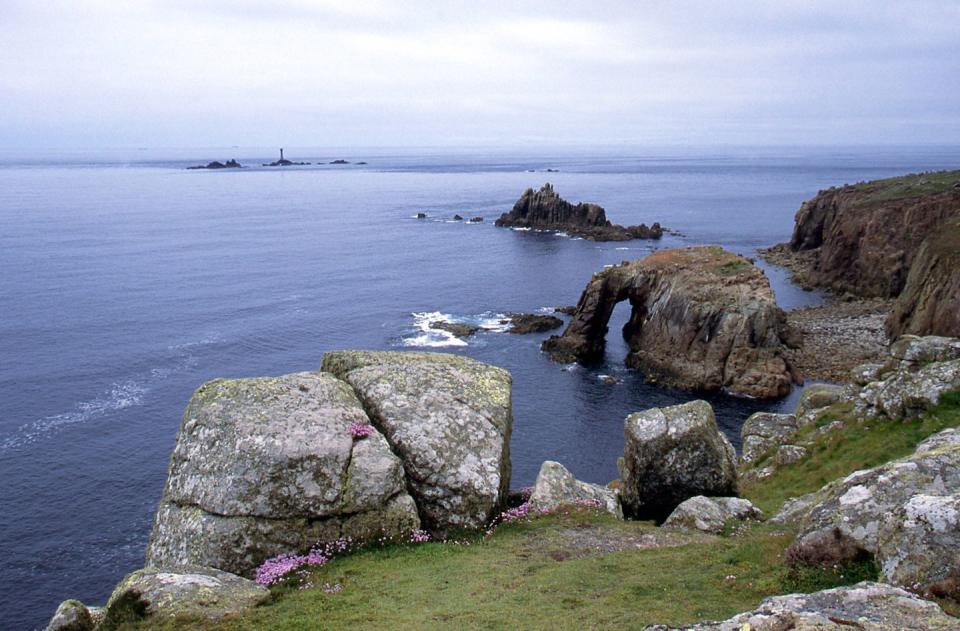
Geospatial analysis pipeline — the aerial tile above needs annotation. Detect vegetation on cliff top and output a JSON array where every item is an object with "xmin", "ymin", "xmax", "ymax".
[{"xmin": 846, "ymin": 169, "xmax": 960, "ymax": 205}]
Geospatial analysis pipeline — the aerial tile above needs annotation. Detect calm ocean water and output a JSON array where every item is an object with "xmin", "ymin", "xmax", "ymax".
[{"xmin": 2, "ymin": 145, "xmax": 958, "ymax": 629}]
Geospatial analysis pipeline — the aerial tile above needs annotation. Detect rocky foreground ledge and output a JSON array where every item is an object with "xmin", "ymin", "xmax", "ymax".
[
  {"xmin": 543, "ymin": 246, "xmax": 801, "ymax": 398},
  {"xmin": 495, "ymin": 183, "xmax": 663, "ymax": 240}
]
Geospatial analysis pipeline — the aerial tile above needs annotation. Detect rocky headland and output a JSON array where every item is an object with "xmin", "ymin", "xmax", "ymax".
[
  {"xmin": 543, "ymin": 246, "xmax": 800, "ymax": 398},
  {"xmin": 762, "ymin": 170, "xmax": 960, "ymax": 339},
  {"xmin": 495, "ymin": 183, "xmax": 663, "ymax": 241}
]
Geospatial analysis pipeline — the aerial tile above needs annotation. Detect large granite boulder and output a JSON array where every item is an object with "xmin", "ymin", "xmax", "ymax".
[
  {"xmin": 662, "ymin": 496, "xmax": 764, "ymax": 534},
  {"xmin": 618, "ymin": 400, "xmax": 738, "ymax": 521},
  {"xmin": 739, "ymin": 412, "xmax": 798, "ymax": 465},
  {"xmin": 787, "ymin": 429, "xmax": 960, "ymax": 572},
  {"xmin": 528, "ymin": 460, "xmax": 622, "ymax": 517},
  {"xmin": 645, "ymin": 582, "xmax": 958, "ymax": 630},
  {"xmin": 877, "ymin": 494, "xmax": 960, "ymax": 596},
  {"xmin": 495, "ymin": 183, "xmax": 662, "ymax": 241},
  {"xmin": 543, "ymin": 247, "xmax": 799, "ymax": 398},
  {"xmin": 146, "ymin": 371, "xmax": 419, "ymax": 575},
  {"xmin": 321, "ymin": 351, "xmax": 512, "ymax": 535},
  {"xmin": 103, "ymin": 566, "xmax": 269, "ymax": 624}
]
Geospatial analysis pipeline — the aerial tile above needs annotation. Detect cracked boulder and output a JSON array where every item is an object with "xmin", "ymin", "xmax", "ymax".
[
  {"xmin": 145, "ymin": 371, "xmax": 419, "ymax": 576},
  {"xmin": 618, "ymin": 400, "xmax": 738, "ymax": 521},
  {"xmin": 322, "ymin": 351, "xmax": 512, "ymax": 535}
]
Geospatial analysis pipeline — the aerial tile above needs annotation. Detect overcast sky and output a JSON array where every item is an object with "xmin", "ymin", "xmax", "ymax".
[{"xmin": 1, "ymin": 1, "xmax": 958, "ymax": 148}]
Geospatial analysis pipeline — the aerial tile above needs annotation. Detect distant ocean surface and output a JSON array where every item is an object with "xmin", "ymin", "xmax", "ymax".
[{"xmin": 2, "ymin": 145, "xmax": 958, "ymax": 630}]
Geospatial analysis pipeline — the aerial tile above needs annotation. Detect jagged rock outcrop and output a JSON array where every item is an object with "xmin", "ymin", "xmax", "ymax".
[
  {"xmin": 187, "ymin": 159, "xmax": 242, "ymax": 170},
  {"xmin": 887, "ymin": 218, "xmax": 960, "ymax": 338},
  {"xmin": 495, "ymin": 183, "xmax": 662, "ymax": 241},
  {"xmin": 45, "ymin": 600, "xmax": 97, "ymax": 631},
  {"xmin": 145, "ymin": 371, "xmax": 420, "ymax": 576},
  {"xmin": 645, "ymin": 582, "xmax": 958, "ymax": 630},
  {"xmin": 856, "ymin": 358, "xmax": 960, "ymax": 420},
  {"xmin": 103, "ymin": 566, "xmax": 269, "ymax": 624},
  {"xmin": 618, "ymin": 400, "xmax": 738, "ymax": 521},
  {"xmin": 543, "ymin": 246, "xmax": 800, "ymax": 398},
  {"xmin": 662, "ymin": 496, "xmax": 763, "ymax": 534},
  {"xmin": 528, "ymin": 460, "xmax": 622, "ymax": 517},
  {"xmin": 321, "ymin": 351, "xmax": 512, "ymax": 535},
  {"xmin": 502, "ymin": 313, "xmax": 563, "ymax": 334}
]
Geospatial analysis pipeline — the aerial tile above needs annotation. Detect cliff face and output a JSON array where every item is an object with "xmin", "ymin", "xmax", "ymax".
[
  {"xmin": 542, "ymin": 246, "xmax": 799, "ymax": 398},
  {"xmin": 886, "ymin": 217, "xmax": 960, "ymax": 338},
  {"xmin": 495, "ymin": 183, "xmax": 662, "ymax": 240},
  {"xmin": 788, "ymin": 179, "xmax": 959, "ymax": 297}
]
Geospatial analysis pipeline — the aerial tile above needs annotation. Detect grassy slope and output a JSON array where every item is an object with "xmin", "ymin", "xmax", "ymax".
[
  {"xmin": 126, "ymin": 392, "xmax": 960, "ymax": 631},
  {"xmin": 848, "ymin": 169, "xmax": 960, "ymax": 205}
]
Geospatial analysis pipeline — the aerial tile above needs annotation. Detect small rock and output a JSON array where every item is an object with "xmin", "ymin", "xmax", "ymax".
[
  {"xmin": 45, "ymin": 600, "xmax": 94, "ymax": 631},
  {"xmin": 468, "ymin": 216, "xmax": 483, "ymax": 222},
  {"xmin": 452, "ymin": 214, "xmax": 463, "ymax": 221},
  {"xmin": 850, "ymin": 362, "xmax": 884, "ymax": 385},
  {"xmin": 430, "ymin": 321, "xmax": 480, "ymax": 337},
  {"xmin": 662, "ymin": 496, "xmax": 764, "ymax": 534},
  {"xmin": 795, "ymin": 383, "xmax": 846, "ymax": 419},
  {"xmin": 105, "ymin": 566, "xmax": 269, "ymax": 623},
  {"xmin": 528, "ymin": 461, "xmax": 622, "ymax": 518},
  {"xmin": 739, "ymin": 412, "xmax": 798, "ymax": 465},
  {"xmin": 554, "ymin": 305, "xmax": 577, "ymax": 315},
  {"xmin": 416, "ymin": 212, "xmax": 427, "ymax": 219},
  {"xmin": 506, "ymin": 313, "xmax": 563, "ymax": 334},
  {"xmin": 774, "ymin": 444, "xmax": 807, "ymax": 466},
  {"xmin": 599, "ymin": 375, "xmax": 619, "ymax": 385}
]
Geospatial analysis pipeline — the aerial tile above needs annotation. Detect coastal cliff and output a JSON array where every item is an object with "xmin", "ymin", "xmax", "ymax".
[
  {"xmin": 542, "ymin": 246, "xmax": 800, "ymax": 398},
  {"xmin": 764, "ymin": 170, "xmax": 960, "ymax": 338},
  {"xmin": 495, "ymin": 183, "xmax": 662, "ymax": 240}
]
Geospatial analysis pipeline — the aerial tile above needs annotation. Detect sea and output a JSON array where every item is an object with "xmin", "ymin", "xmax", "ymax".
[{"xmin": 2, "ymin": 145, "xmax": 958, "ymax": 630}]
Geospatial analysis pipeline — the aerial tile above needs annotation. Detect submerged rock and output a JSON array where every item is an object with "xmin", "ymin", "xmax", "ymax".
[
  {"xmin": 495, "ymin": 183, "xmax": 662, "ymax": 241},
  {"xmin": 528, "ymin": 460, "xmax": 622, "ymax": 517},
  {"xmin": 647, "ymin": 581, "xmax": 958, "ymax": 630},
  {"xmin": 104, "ymin": 566, "xmax": 269, "ymax": 623},
  {"xmin": 618, "ymin": 400, "xmax": 738, "ymax": 521},
  {"xmin": 321, "ymin": 351, "xmax": 512, "ymax": 535},
  {"xmin": 662, "ymin": 496, "xmax": 764, "ymax": 534},
  {"xmin": 503, "ymin": 313, "xmax": 563, "ymax": 334},
  {"xmin": 145, "ymin": 371, "xmax": 419, "ymax": 575},
  {"xmin": 430, "ymin": 321, "xmax": 480, "ymax": 338},
  {"xmin": 543, "ymin": 246, "xmax": 799, "ymax": 398}
]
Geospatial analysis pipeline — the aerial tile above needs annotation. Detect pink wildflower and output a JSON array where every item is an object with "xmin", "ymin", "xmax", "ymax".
[
  {"xmin": 409, "ymin": 529, "xmax": 431, "ymax": 543},
  {"xmin": 349, "ymin": 421, "xmax": 374, "ymax": 439}
]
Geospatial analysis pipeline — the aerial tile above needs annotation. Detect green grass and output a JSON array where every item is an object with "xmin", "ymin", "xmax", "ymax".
[
  {"xmin": 742, "ymin": 390, "xmax": 960, "ymax": 514},
  {"xmin": 848, "ymin": 169, "xmax": 960, "ymax": 205},
  {"xmin": 121, "ymin": 396, "xmax": 960, "ymax": 630},
  {"xmin": 715, "ymin": 259, "xmax": 752, "ymax": 276},
  {"xmin": 126, "ymin": 510, "xmax": 825, "ymax": 631}
]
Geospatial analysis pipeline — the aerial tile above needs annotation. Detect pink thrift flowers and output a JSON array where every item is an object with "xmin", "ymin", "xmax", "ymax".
[
  {"xmin": 255, "ymin": 549, "xmax": 329, "ymax": 585},
  {"xmin": 349, "ymin": 421, "xmax": 374, "ymax": 439}
]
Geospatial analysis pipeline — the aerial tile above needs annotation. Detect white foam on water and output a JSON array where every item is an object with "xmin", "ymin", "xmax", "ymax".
[
  {"xmin": 615, "ymin": 247, "xmax": 630, "ymax": 250},
  {"xmin": 511, "ymin": 227, "xmax": 531, "ymax": 231},
  {"xmin": 555, "ymin": 232, "xmax": 569, "ymax": 237},
  {"xmin": 1, "ymin": 380, "xmax": 148, "ymax": 451},
  {"xmin": 401, "ymin": 312, "xmax": 469, "ymax": 348}
]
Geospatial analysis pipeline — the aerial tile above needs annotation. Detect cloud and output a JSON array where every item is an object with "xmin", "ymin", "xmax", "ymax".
[{"xmin": 0, "ymin": 1, "xmax": 957, "ymax": 147}]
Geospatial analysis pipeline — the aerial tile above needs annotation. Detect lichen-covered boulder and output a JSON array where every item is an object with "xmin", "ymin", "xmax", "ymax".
[
  {"xmin": 45, "ymin": 600, "xmax": 94, "ymax": 631},
  {"xmin": 794, "ymin": 383, "xmax": 846, "ymax": 422},
  {"xmin": 662, "ymin": 496, "xmax": 763, "ymax": 534},
  {"xmin": 618, "ymin": 400, "xmax": 738, "ymax": 521},
  {"xmin": 774, "ymin": 444, "xmax": 807, "ymax": 466},
  {"xmin": 104, "ymin": 566, "xmax": 269, "ymax": 623},
  {"xmin": 646, "ymin": 582, "xmax": 958, "ymax": 630},
  {"xmin": 739, "ymin": 412, "xmax": 798, "ymax": 465},
  {"xmin": 877, "ymin": 494, "xmax": 960, "ymax": 595},
  {"xmin": 321, "ymin": 351, "xmax": 512, "ymax": 534},
  {"xmin": 888, "ymin": 335, "xmax": 960, "ymax": 367},
  {"xmin": 856, "ymin": 358, "xmax": 960, "ymax": 419},
  {"xmin": 146, "ymin": 371, "xmax": 419, "ymax": 575},
  {"xmin": 528, "ymin": 460, "xmax": 621, "ymax": 517},
  {"xmin": 851, "ymin": 362, "xmax": 884, "ymax": 385},
  {"xmin": 787, "ymin": 429, "xmax": 960, "ymax": 564}
]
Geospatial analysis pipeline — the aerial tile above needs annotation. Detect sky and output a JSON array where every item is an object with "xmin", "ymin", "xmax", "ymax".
[{"xmin": 1, "ymin": 0, "xmax": 958, "ymax": 148}]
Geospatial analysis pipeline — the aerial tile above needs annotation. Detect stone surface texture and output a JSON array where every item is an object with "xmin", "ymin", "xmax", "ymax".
[{"xmin": 528, "ymin": 460, "xmax": 622, "ymax": 517}]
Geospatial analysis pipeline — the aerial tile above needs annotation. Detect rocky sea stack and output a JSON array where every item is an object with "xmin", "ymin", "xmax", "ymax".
[
  {"xmin": 495, "ymin": 183, "xmax": 663, "ymax": 241},
  {"xmin": 543, "ymin": 246, "xmax": 800, "ymax": 398},
  {"xmin": 763, "ymin": 170, "xmax": 960, "ymax": 338}
]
